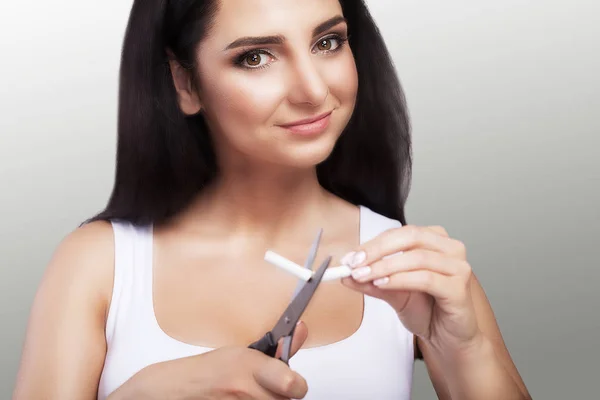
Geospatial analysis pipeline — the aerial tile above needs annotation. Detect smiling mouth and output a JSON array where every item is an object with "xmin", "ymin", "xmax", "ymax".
[
  {"xmin": 276, "ymin": 111, "xmax": 333, "ymax": 136},
  {"xmin": 278, "ymin": 111, "xmax": 333, "ymax": 128}
]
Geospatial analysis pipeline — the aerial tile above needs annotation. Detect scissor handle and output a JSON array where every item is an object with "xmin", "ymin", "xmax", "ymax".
[{"xmin": 248, "ymin": 332, "xmax": 278, "ymax": 357}]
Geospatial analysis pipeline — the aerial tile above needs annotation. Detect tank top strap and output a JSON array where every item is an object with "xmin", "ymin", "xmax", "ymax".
[
  {"xmin": 359, "ymin": 204, "xmax": 402, "ymax": 243},
  {"xmin": 105, "ymin": 220, "xmax": 154, "ymax": 344},
  {"xmin": 358, "ymin": 204, "xmax": 415, "ymax": 362}
]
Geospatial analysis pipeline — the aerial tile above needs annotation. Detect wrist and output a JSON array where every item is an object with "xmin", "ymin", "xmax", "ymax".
[
  {"xmin": 425, "ymin": 335, "xmax": 527, "ymax": 400},
  {"xmin": 422, "ymin": 330, "xmax": 488, "ymax": 368},
  {"xmin": 437, "ymin": 332, "xmax": 490, "ymax": 370},
  {"xmin": 105, "ymin": 372, "xmax": 148, "ymax": 400},
  {"xmin": 106, "ymin": 362, "xmax": 173, "ymax": 400}
]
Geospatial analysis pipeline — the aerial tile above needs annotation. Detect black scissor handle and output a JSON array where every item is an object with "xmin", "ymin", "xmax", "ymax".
[{"xmin": 248, "ymin": 331, "xmax": 278, "ymax": 357}]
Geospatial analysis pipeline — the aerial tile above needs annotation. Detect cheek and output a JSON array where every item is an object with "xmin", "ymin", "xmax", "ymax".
[
  {"xmin": 326, "ymin": 52, "xmax": 359, "ymax": 104},
  {"xmin": 203, "ymin": 70, "xmax": 286, "ymax": 133}
]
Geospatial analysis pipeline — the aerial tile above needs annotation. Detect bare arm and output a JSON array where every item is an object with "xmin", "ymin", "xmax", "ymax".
[
  {"xmin": 419, "ymin": 274, "xmax": 532, "ymax": 400},
  {"xmin": 12, "ymin": 221, "xmax": 114, "ymax": 399}
]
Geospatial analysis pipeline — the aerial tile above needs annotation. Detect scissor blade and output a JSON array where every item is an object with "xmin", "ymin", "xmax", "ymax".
[
  {"xmin": 302, "ymin": 228, "xmax": 322, "ymax": 271},
  {"xmin": 280, "ymin": 228, "xmax": 324, "ymax": 363},
  {"xmin": 289, "ymin": 228, "xmax": 323, "ymax": 301},
  {"xmin": 270, "ymin": 255, "xmax": 331, "ymax": 341}
]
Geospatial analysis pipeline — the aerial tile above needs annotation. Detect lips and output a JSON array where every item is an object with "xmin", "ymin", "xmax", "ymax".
[
  {"xmin": 276, "ymin": 110, "xmax": 333, "ymax": 137},
  {"xmin": 278, "ymin": 111, "xmax": 333, "ymax": 127}
]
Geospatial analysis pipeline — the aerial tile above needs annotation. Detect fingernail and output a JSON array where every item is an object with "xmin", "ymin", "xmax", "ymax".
[
  {"xmin": 351, "ymin": 251, "xmax": 366, "ymax": 267},
  {"xmin": 351, "ymin": 266, "xmax": 371, "ymax": 280},
  {"xmin": 373, "ymin": 277, "xmax": 390, "ymax": 286},
  {"xmin": 340, "ymin": 251, "xmax": 355, "ymax": 266}
]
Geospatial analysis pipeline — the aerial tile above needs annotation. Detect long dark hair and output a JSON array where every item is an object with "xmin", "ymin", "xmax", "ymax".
[{"xmin": 86, "ymin": 0, "xmax": 412, "ymax": 227}]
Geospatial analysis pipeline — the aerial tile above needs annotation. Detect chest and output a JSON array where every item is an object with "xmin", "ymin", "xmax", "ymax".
[
  {"xmin": 99, "ymin": 208, "xmax": 415, "ymax": 399},
  {"xmin": 152, "ymin": 238, "xmax": 364, "ymax": 349},
  {"xmin": 101, "ymin": 294, "xmax": 414, "ymax": 400}
]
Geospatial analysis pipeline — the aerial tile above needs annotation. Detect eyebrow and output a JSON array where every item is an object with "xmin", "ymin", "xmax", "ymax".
[{"xmin": 224, "ymin": 15, "xmax": 348, "ymax": 51}]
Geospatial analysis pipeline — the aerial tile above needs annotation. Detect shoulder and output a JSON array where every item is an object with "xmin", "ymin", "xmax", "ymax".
[
  {"xmin": 52, "ymin": 220, "xmax": 115, "ymax": 270},
  {"xmin": 359, "ymin": 205, "xmax": 402, "ymax": 240},
  {"xmin": 43, "ymin": 220, "xmax": 116, "ymax": 318},
  {"xmin": 12, "ymin": 220, "xmax": 118, "ymax": 398}
]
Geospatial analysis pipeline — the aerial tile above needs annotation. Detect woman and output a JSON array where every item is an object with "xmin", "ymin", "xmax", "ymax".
[{"xmin": 13, "ymin": 0, "xmax": 532, "ymax": 399}]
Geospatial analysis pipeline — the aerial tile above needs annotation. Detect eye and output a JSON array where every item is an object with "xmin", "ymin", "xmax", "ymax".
[
  {"xmin": 313, "ymin": 35, "xmax": 348, "ymax": 54},
  {"xmin": 316, "ymin": 38, "xmax": 334, "ymax": 51},
  {"xmin": 234, "ymin": 33, "xmax": 349, "ymax": 71},
  {"xmin": 236, "ymin": 50, "xmax": 274, "ymax": 70}
]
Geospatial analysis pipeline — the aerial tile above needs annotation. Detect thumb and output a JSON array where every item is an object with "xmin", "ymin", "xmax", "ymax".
[{"xmin": 275, "ymin": 320, "xmax": 308, "ymax": 360}]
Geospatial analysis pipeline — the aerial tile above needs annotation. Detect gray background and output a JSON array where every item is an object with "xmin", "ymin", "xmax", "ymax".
[{"xmin": 1, "ymin": 0, "xmax": 598, "ymax": 398}]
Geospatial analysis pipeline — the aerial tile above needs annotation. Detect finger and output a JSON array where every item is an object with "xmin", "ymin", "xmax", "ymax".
[
  {"xmin": 370, "ymin": 270, "xmax": 465, "ymax": 301},
  {"xmin": 274, "ymin": 321, "xmax": 308, "ymax": 360},
  {"xmin": 343, "ymin": 225, "xmax": 464, "ymax": 269},
  {"xmin": 351, "ymin": 250, "xmax": 469, "ymax": 284},
  {"xmin": 423, "ymin": 226, "xmax": 466, "ymax": 259},
  {"xmin": 341, "ymin": 275, "xmax": 413, "ymax": 312},
  {"xmin": 246, "ymin": 381, "xmax": 288, "ymax": 400},
  {"xmin": 254, "ymin": 358, "xmax": 308, "ymax": 399},
  {"xmin": 341, "ymin": 275, "xmax": 385, "ymax": 297},
  {"xmin": 426, "ymin": 225, "xmax": 449, "ymax": 237}
]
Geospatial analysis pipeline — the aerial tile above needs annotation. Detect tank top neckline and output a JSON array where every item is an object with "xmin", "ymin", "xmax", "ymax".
[{"xmin": 142, "ymin": 204, "xmax": 372, "ymax": 353}]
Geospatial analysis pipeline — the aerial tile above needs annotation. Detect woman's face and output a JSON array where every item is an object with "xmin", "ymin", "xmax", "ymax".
[{"xmin": 179, "ymin": 0, "xmax": 358, "ymax": 170}]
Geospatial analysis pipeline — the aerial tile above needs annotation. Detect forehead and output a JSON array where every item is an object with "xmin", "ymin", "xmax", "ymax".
[{"xmin": 210, "ymin": 0, "xmax": 344, "ymax": 42}]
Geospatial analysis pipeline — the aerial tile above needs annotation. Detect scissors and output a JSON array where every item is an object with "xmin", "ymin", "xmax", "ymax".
[{"xmin": 248, "ymin": 228, "xmax": 330, "ymax": 365}]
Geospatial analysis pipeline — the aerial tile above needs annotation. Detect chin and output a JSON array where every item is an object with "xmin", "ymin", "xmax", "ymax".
[{"xmin": 275, "ymin": 134, "xmax": 339, "ymax": 169}]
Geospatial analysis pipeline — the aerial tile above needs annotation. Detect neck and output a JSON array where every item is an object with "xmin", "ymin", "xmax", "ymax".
[{"xmin": 182, "ymin": 161, "xmax": 335, "ymax": 244}]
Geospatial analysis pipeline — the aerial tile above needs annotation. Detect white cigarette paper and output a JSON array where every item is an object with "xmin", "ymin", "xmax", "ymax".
[
  {"xmin": 322, "ymin": 265, "xmax": 352, "ymax": 281},
  {"xmin": 264, "ymin": 251, "xmax": 352, "ymax": 281},
  {"xmin": 264, "ymin": 251, "xmax": 313, "ymax": 281}
]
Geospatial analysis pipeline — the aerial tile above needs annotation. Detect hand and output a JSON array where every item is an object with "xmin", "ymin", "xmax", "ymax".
[
  {"xmin": 108, "ymin": 322, "xmax": 309, "ymax": 400},
  {"xmin": 341, "ymin": 225, "xmax": 482, "ymax": 354}
]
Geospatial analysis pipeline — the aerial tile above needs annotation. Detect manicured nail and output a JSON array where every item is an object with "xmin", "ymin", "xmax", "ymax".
[
  {"xmin": 373, "ymin": 277, "xmax": 390, "ymax": 286},
  {"xmin": 340, "ymin": 251, "xmax": 355, "ymax": 266},
  {"xmin": 351, "ymin": 266, "xmax": 371, "ymax": 280},
  {"xmin": 351, "ymin": 251, "xmax": 366, "ymax": 267}
]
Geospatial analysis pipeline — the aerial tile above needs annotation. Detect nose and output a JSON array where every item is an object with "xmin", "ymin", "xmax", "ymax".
[{"xmin": 287, "ymin": 55, "xmax": 329, "ymax": 107}]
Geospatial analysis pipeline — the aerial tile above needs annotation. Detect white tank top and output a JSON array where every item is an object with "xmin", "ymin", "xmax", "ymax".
[{"xmin": 98, "ymin": 205, "xmax": 414, "ymax": 399}]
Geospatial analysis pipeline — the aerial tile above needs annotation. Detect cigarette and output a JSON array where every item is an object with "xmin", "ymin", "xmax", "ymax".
[
  {"xmin": 264, "ymin": 251, "xmax": 313, "ymax": 281},
  {"xmin": 264, "ymin": 250, "xmax": 353, "ymax": 282},
  {"xmin": 322, "ymin": 265, "xmax": 352, "ymax": 281}
]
